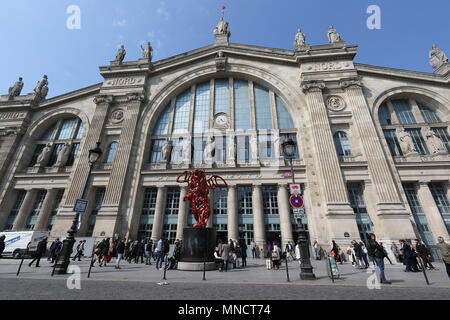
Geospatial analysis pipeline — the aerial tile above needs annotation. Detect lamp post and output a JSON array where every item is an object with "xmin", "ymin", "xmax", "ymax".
[
  {"xmin": 281, "ymin": 139, "xmax": 316, "ymax": 280},
  {"xmin": 54, "ymin": 142, "xmax": 102, "ymax": 274}
]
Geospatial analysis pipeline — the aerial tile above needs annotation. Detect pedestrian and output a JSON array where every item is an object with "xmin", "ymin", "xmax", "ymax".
[
  {"xmin": 172, "ymin": 239, "xmax": 181, "ymax": 268},
  {"xmin": 137, "ymin": 240, "xmax": 145, "ymax": 263},
  {"xmin": 250, "ymin": 240, "xmax": 256, "ymax": 259},
  {"xmin": 313, "ymin": 240, "xmax": 320, "ymax": 260},
  {"xmin": 368, "ymin": 234, "xmax": 391, "ymax": 284},
  {"xmin": 221, "ymin": 241, "xmax": 230, "ymax": 272},
  {"xmin": 295, "ymin": 241, "xmax": 301, "ymax": 261},
  {"xmin": 155, "ymin": 237, "xmax": 164, "ymax": 270},
  {"xmin": 400, "ymin": 240, "xmax": 419, "ymax": 272},
  {"xmin": 266, "ymin": 241, "xmax": 273, "ymax": 270},
  {"xmin": 436, "ymin": 236, "xmax": 450, "ymax": 279},
  {"xmin": 0, "ymin": 235, "xmax": 5, "ymax": 258},
  {"xmin": 94, "ymin": 239, "xmax": 105, "ymax": 267},
  {"xmin": 380, "ymin": 242, "xmax": 393, "ymax": 265},
  {"xmin": 29, "ymin": 237, "xmax": 47, "ymax": 268},
  {"xmin": 360, "ymin": 242, "xmax": 370, "ymax": 268},
  {"xmin": 47, "ymin": 238, "xmax": 59, "ymax": 262},
  {"xmin": 271, "ymin": 242, "xmax": 281, "ymax": 270},
  {"xmin": 145, "ymin": 239, "xmax": 153, "ymax": 265},
  {"xmin": 331, "ymin": 240, "xmax": 339, "ymax": 263},
  {"xmin": 338, "ymin": 247, "xmax": 345, "ymax": 264},
  {"xmin": 352, "ymin": 240, "xmax": 364, "ymax": 269},
  {"xmin": 391, "ymin": 242, "xmax": 400, "ymax": 263},
  {"xmin": 346, "ymin": 243, "xmax": 356, "ymax": 266},
  {"xmin": 124, "ymin": 239, "xmax": 131, "ymax": 261},
  {"xmin": 115, "ymin": 238, "xmax": 125, "ymax": 269},
  {"xmin": 217, "ymin": 239, "xmax": 223, "ymax": 252},
  {"xmin": 49, "ymin": 238, "xmax": 62, "ymax": 263},
  {"xmin": 240, "ymin": 239, "xmax": 247, "ymax": 268},
  {"xmin": 100, "ymin": 238, "xmax": 110, "ymax": 266},
  {"xmin": 214, "ymin": 247, "xmax": 224, "ymax": 271},
  {"xmin": 72, "ymin": 240, "xmax": 85, "ymax": 261},
  {"xmin": 415, "ymin": 239, "xmax": 434, "ymax": 270}
]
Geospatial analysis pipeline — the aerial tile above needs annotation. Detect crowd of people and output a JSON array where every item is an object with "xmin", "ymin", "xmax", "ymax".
[{"xmin": 214, "ymin": 239, "xmax": 248, "ymax": 271}]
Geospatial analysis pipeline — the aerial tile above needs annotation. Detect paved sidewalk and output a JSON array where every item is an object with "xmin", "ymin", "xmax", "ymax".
[{"xmin": 1, "ymin": 256, "xmax": 449, "ymax": 288}]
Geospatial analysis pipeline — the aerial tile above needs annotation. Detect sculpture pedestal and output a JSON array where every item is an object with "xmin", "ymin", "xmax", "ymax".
[{"xmin": 178, "ymin": 227, "xmax": 217, "ymax": 271}]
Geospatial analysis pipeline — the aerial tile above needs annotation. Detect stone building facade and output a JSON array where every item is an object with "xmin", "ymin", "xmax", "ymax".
[{"xmin": 0, "ymin": 20, "xmax": 449, "ymax": 258}]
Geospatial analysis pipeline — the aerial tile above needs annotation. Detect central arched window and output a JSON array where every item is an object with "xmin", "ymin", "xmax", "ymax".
[
  {"xmin": 149, "ymin": 78, "xmax": 298, "ymax": 165},
  {"xmin": 29, "ymin": 117, "xmax": 84, "ymax": 167}
]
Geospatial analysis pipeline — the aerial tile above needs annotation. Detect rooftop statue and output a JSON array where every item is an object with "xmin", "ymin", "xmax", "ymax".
[
  {"xmin": 214, "ymin": 17, "xmax": 230, "ymax": 36},
  {"xmin": 115, "ymin": 45, "xmax": 126, "ymax": 64},
  {"xmin": 294, "ymin": 29, "xmax": 306, "ymax": 49},
  {"xmin": 34, "ymin": 75, "xmax": 48, "ymax": 101},
  {"xmin": 141, "ymin": 42, "xmax": 153, "ymax": 61},
  {"xmin": 327, "ymin": 25, "xmax": 344, "ymax": 44},
  {"xmin": 8, "ymin": 77, "xmax": 24, "ymax": 100},
  {"xmin": 429, "ymin": 44, "xmax": 448, "ymax": 69}
]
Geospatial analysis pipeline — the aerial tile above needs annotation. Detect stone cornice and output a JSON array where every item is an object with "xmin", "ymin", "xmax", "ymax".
[
  {"xmin": 93, "ymin": 94, "xmax": 114, "ymax": 105},
  {"xmin": 301, "ymin": 80, "xmax": 326, "ymax": 92},
  {"xmin": 339, "ymin": 77, "xmax": 363, "ymax": 89},
  {"xmin": 355, "ymin": 63, "xmax": 450, "ymax": 84}
]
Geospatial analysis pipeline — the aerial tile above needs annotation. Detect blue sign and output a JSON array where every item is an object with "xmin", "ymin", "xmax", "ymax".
[
  {"xmin": 73, "ymin": 199, "xmax": 89, "ymax": 214},
  {"xmin": 289, "ymin": 195, "xmax": 304, "ymax": 208}
]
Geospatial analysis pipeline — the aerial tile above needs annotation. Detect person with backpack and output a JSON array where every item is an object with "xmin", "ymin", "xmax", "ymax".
[
  {"xmin": 368, "ymin": 234, "xmax": 391, "ymax": 284},
  {"xmin": 271, "ymin": 242, "xmax": 281, "ymax": 270}
]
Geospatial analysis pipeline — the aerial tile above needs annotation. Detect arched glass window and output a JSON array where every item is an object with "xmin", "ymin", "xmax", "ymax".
[
  {"xmin": 105, "ymin": 142, "xmax": 118, "ymax": 163},
  {"xmin": 153, "ymin": 104, "xmax": 171, "ymax": 135},
  {"xmin": 214, "ymin": 79, "xmax": 229, "ymax": 115},
  {"xmin": 333, "ymin": 131, "xmax": 352, "ymax": 156},
  {"xmin": 276, "ymin": 96, "xmax": 294, "ymax": 129},
  {"xmin": 378, "ymin": 103, "xmax": 391, "ymax": 125},
  {"xmin": 172, "ymin": 90, "xmax": 191, "ymax": 134},
  {"xmin": 29, "ymin": 117, "xmax": 83, "ymax": 167},
  {"xmin": 392, "ymin": 100, "xmax": 416, "ymax": 124},
  {"xmin": 254, "ymin": 84, "xmax": 272, "ymax": 130},
  {"xmin": 418, "ymin": 104, "xmax": 442, "ymax": 123},
  {"xmin": 193, "ymin": 82, "xmax": 210, "ymax": 133},
  {"xmin": 233, "ymin": 80, "xmax": 251, "ymax": 131}
]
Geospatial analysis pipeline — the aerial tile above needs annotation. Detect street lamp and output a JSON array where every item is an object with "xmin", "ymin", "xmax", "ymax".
[
  {"xmin": 281, "ymin": 138, "xmax": 316, "ymax": 280},
  {"xmin": 54, "ymin": 142, "xmax": 102, "ymax": 274}
]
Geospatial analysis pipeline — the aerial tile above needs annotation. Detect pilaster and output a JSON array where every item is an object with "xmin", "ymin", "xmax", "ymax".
[
  {"xmin": 34, "ymin": 188, "xmax": 59, "ymax": 231},
  {"xmin": 151, "ymin": 186, "xmax": 167, "ymax": 241},
  {"xmin": 12, "ymin": 189, "xmax": 38, "ymax": 231},
  {"xmin": 278, "ymin": 184, "xmax": 293, "ymax": 248},
  {"xmin": 252, "ymin": 184, "xmax": 266, "ymax": 254},
  {"xmin": 227, "ymin": 185, "xmax": 238, "ymax": 241},
  {"xmin": 176, "ymin": 186, "xmax": 189, "ymax": 240}
]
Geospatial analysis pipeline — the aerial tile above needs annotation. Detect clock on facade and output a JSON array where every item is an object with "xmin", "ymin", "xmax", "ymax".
[{"xmin": 214, "ymin": 113, "xmax": 229, "ymax": 128}]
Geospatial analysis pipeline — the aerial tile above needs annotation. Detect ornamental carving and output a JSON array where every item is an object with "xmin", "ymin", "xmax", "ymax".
[
  {"xmin": 0, "ymin": 112, "xmax": 27, "ymax": 121},
  {"xmin": 340, "ymin": 78, "xmax": 363, "ymax": 90},
  {"xmin": 93, "ymin": 95, "xmax": 113, "ymax": 105},
  {"xmin": 301, "ymin": 81, "xmax": 326, "ymax": 92},
  {"xmin": 109, "ymin": 108, "xmax": 125, "ymax": 124},
  {"xmin": 126, "ymin": 92, "xmax": 145, "ymax": 102},
  {"xmin": 326, "ymin": 96, "xmax": 346, "ymax": 112}
]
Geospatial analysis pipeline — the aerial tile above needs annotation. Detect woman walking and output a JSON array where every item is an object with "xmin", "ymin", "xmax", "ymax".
[{"xmin": 271, "ymin": 242, "xmax": 281, "ymax": 270}]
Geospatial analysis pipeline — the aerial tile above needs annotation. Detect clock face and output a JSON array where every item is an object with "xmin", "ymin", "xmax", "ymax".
[{"xmin": 215, "ymin": 114, "xmax": 228, "ymax": 126}]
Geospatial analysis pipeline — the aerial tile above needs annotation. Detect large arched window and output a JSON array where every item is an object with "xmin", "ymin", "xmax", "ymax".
[
  {"xmin": 29, "ymin": 117, "xmax": 84, "ymax": 167},
  {"xmin": 378, "ymin": 98, "xmax": 449, "ymax": 155},
  {"xmin": 105, "ymin": 142, "xmax": 118, "ymax": 163},
  {"xmin": 333, "ymin": 131, "xmax": 352, "ymax": 156},
  {"xmin": 149, "ymin": 77, "xmax": 298, "ymax": 165}
]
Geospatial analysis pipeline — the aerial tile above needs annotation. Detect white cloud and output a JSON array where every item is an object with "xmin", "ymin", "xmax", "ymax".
[{"xmin": 156, "ymin": 1, "xmax": 169, "ymax": 20}]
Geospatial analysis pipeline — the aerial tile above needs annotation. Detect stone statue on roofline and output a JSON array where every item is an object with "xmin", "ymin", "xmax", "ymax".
[
  {"xmin": 327, "ymin": 25, "xmax": 344, "ymax": 44},
  {"xmin": 294, "ymin": 29, "xmax": 306, "ymax": 49},
  {"xmin": 214, "ymin": 17, "xmax": 230, "ymax": 36},
  {"xmin": 115, "ymin": 45, "xmax": 126, "ymax": 64},
  {"xmin": 8, "ymin": 77, "xmax": 24, "ymax": 100},
  {"xmin": 429, "ymin": 44, "xmax": 448, "ymax": 69},
  {"xmin": 141, "ymin": 42, "xmax": 153, "ymax": 61},
  {"xmin": 34, "ymin": 75, "xmax": 48, "ymax": 102}
]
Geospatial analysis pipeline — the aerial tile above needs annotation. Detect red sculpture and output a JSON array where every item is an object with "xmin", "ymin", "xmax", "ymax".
[{"xmin": 176, "ymin": 170, "xmax": 227, "ymax": 228}]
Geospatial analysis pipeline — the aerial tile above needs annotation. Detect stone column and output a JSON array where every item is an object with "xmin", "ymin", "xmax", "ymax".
[
  {"xmin": 176, "ymin": 186, "xmax": 188, "ymax": 240},
  {"xmin": 341, "ymin": 78, "xmax": 416, "ymax": 239},
  {"xmin": 227, "ymin": 185, "xmax": 238, "ymax": 241},
  {"xmin": 151, "ymin": 186, "xmax": 167, "ymax": 242},
  {"xmin": 252, "ymin": 184, "xmax": 266, "ymax": 257},
  {"xmin": 417, "ymin": 181, "xmax": 450, "ymax": 241},
  {"xmin": 98, "ymin": 94, "xmax": 144, "ymax": 236},
  {"xmin": 34, "ymin": 189, "xmax": 59, "ymax": 231},
  {"xmin": 12, "ymin": 189, "xmax": 38, "ymax": 231},
  {"xmin": 301, "ymin": 81, "xmax": 353, "ymax": 214},
  {"xmin": 278, "ymin": 184, "xmax": 294, "ymax": 248}
]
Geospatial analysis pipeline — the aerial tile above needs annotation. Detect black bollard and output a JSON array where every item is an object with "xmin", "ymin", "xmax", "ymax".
[
  {"xmin": 328, "ymin": 256, "xmax": 334, "ymax": 283},
  {"xmin": 51, "ymin": 250, "xmax": 63, "ymax": 277},
  {"xmin": 16, "ymin": 249, "xmax": 28, "ymax": 276},
  {"xmin": 284, "ymin": 251, "xmax": 290, "ymax": 282},
  {"xmin": 87, "ymin": 243, "xmax": 96, "ymax": 278}
]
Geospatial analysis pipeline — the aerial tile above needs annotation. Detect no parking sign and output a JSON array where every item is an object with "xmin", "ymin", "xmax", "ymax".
[{"xmin": 289, "ymin": 194, "xmax": 303, "ymax": 208}]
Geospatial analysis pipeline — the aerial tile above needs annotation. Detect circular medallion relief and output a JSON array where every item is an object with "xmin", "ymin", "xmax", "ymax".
[
  {"xmin": 326, "ymin": 96, "xmax": 346, "ymax": 112},
  {"xmin": 110, "ymin": 108, "xmax": 125, "ymax": 124}
]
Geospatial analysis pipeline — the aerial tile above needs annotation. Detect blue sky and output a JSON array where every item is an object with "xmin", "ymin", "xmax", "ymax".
[{"xmin": 1, "ymin": 0, "xmax": 449, "ymax": 98}]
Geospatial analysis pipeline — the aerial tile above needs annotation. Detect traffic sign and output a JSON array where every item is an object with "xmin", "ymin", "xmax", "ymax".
[
  {"xmin": 289, "ymin": 184, "xmax": 301, "ymax": 195},
  {"xmin": 73, "ymin": 199, "xmax": 89, "ymax": 214},
  {"xmin": 289, "ymin": 195, "xmax": 304, "ymax": 208}
]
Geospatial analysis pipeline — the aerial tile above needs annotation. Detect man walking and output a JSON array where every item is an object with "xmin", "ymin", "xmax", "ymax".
[
  {"xmin": 145, "ymin": 240, "xmax": 153, "ymax": 265},
  {"xmin": 221, "ymin": 241, "xmax": 230, "ymax": 272},
  {"xmin": 115, "ymin": 238, "xmax": 125, "ymax": 269},
  {"xmin": 250, "ymin": 240, "xmax": 256, "ymax": 259},
  {"xmin": 29, "ymin": 237, "xmax": 48, "ymax": 268},
  {"xmin": 415, "ymin": 239, "xmax": 434, "ymax": 270},
  {"xmin": 436, "ymin": 236, "xmax": 450, "ymax": 279},
  {"xmin": 49, "ymin": 238, "xmax": 62, "ymax": 263},
  {"xmin": 155, "ymin": 237, "xmax": 164, "ymax": 270},
  {"xmin": 391, "ymin": 242, "xmax": 400, "ymax": 263},
  {"xmin": 72, "ymin": 240, "xmax": 85, "ymax": 261},
  {"xmin": 352, "ymin": 240, "xmax": 364, "ymax": 269},
  {"xmin": 368, "ymin": 234, "xmax": 391, "ymax": 284},
  {"xmin": 400, "ymin": 240, "xmax": 419, "ymax": 272},
  {"xmin": 137, "ymin": 240, "xmax": 145, "ymax": 264}
]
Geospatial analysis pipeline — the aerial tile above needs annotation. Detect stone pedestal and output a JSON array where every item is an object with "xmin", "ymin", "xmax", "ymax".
[{"xmin": 178, "ymin": 227, "xmax": 217, "ymax": 271}]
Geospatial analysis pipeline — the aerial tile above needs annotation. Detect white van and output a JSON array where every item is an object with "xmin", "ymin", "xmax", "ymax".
[{"xmin": 0, "ymin": 231, "xmax": 49, "ymax": 259}]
